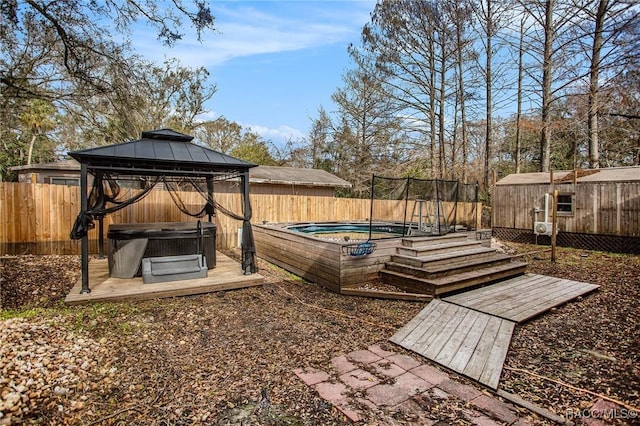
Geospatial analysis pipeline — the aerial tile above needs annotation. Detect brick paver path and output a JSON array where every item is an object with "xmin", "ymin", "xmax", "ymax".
[{"xmin": 294, "ymin": 344, "xmax": 543, "ymax": 425}]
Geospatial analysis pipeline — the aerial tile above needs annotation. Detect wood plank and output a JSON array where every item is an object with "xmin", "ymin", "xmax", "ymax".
[
  {"xmin": 507, "ymin": 282, "xmax": 599, "ymax": 322},
  {"xmin": 19, "ymin": 183, "xmax": 33, "ymax": 251},
  {"xmin": 496, "ymin": 390, "xmax": 569, "ymax": 425},
  {"xmin": 390, "ymin": 299, "xmax": 446, "ymax": 345},
  {"xmin": 431, "ymin": 263, "xmax": 527, "ymax": 295},
  {"xmin": 433, "ymin": 309, "xmax": 481, "ymax": 365},
  {"xmin": 447, "ymin": 313, "xmax": 492, "ymax": 373},
  {"xmin": 478, "ymin": 319, "xmax": 515, "ymax": 389},
  {"xmin": 459, "ymin": 315, "xmax": 503, "ymax": 379},
  {"xmin": 443, "ymin": 273, "xmax": 540, "ymax": 306},
  {"xmin": 487, "ymin": 277, "xmax": 583, "ymax": 316},
  {"xmin": 65, "ymin": 252, "xmax": 264, "ymax": 304},
  {"xmin": 487, "ymin": 277, "xmax": 591, "ymax": 316},
  {"xmin": 391, "ymin": 302, "xmax": 515, "ymax": 389},
  {"xmin": 448, "ymin": 274, "xmax": 558, "ymax": 309},
  {"xmin": 444, "ymin": 274, "xmax": 599, "ymax": 323},
  {"xmin": 340, "ymin": 288, "xmax": 433, "ymax": 302},
  {"xmin": 420, "ymin": 304, "xmax": 470, "ymax": 360},
  {"xmin": 405, "ymin": 302, "xmax": 463, "ymax": 353},
  {"xmin": 0, "ymin": 183, "xmax": 7, "ymax": 252},
  {"xmin": 396, "ymin": 299, "xmax": 458, "ymax": 354},
  {"xmin": 0, "ymin": 181, "xmax": 484, "ymax": 255},
  {"xmin": 469, "ymin": 275, "xmax": 560, "ymax": 313}
]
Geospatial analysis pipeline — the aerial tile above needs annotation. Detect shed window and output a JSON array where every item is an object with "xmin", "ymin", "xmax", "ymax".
[
  {"xmin": 50, "ymin": 177, "xmax": 80, "ymax": 186},
  {"xmin": 556, "ymin": 193, "xmax": 574, "ymax": 216}
]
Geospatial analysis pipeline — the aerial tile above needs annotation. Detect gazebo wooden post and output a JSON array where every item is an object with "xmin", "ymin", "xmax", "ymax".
[{"xmin": 80, "ymin": 163, "xmax": 91, "ymax": 294}]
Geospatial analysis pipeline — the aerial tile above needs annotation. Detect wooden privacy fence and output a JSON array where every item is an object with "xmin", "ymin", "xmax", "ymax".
[{"xmin": 0, "ymin": 182, "xmax": 481, "ymax": 255}]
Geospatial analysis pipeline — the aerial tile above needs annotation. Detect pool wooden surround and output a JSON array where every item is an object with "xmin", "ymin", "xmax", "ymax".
[
  {"xmin": 253, "ymin": 223, "xmax": 478, "ymax": 294},
  {"xmin": 253, "ymin": 223, "xmax": 401, "ymax": 293}
]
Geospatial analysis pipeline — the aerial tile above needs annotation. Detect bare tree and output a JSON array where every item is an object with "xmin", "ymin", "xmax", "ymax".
[
  {"xmin": 572, "ymin": 0, "xmax": 640, "ymax": 168},
  {"xmin": 514, "ymin": 14, "xmax": 530, "ymax": 173},
  {"xmin": 446, "ymin": 1, "xmax": 476, "ymax": 181},
  {"xmin": 362, "ymin": 0, "xmax": 444, "ymax": 176},
  {"xmin": 331, "ymin": 47, "xmax": 406, "ymax": 195},
  {"xmin": 471, "ymin": 0, "xmax": 513, "ymax": 186}
]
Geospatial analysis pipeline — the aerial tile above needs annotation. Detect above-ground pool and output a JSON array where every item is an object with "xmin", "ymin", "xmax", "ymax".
[
  {"xmin": 254, "ymin": 221, "xmax": 466, "ymax": 293},
  {"xmin": 254, "ymin": 221, "xmax": 409, "ymax": 293},
  {"xmin": 285, "ymin": 221, "xmax": 408, "ymax": 241}
]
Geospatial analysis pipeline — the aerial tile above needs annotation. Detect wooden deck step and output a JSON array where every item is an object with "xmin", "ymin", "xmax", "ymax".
[
  {"xmin": 396, "ymin": 240, "xmax": 483, "ymax": 257},
  {"xmin": 385, "ymin": 253, "xmax": 513, "ymax": 279},
  {"xmin": 429, "ymin": 261, "xmax": 528, "ymax": 295},
  {"xmin": 391, "ymin": 246, "xmax": 498, "ymax": 268},
  {"xmin": 381, "ymin": 261, "xmax": 527, "ymax": 296},
  {"xmin": 380, "ymin": 269, "xmax": 437, "ymax": 294},
  {"xmin": 400, "ymin": 233, "xmax": 469, "ymax": 247}
]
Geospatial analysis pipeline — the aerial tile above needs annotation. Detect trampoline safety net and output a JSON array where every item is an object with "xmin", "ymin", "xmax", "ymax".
[{"xmin": 369, "ymin": 175, "xmax": 479, "ymax": 237}]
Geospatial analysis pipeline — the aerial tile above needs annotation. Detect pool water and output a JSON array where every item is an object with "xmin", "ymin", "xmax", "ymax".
[{"xmin": 286, "ymin": 222, "xmax": 406, "ymax": 240}]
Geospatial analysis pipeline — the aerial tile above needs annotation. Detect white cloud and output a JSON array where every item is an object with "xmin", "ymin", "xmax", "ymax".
[
  {"xmin": 133, "ymin": 1, "xmax": 374, "ymax": 68},
  {"xmin": 245, "ymin": 123, "xmax": 306, "ymax": 143},
  {"xmin": 194, "ymin": 112, "xmax": 306, "ymax": 145}
]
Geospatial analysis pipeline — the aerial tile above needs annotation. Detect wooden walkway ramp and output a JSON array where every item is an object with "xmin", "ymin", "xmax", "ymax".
[
  {"xmin": 391, "ymin": 274, "xmax": 599, "ymax": 389},
  {"xmin": 443, "ymin": 273, "xmax": 600, "ymax": 322},
  {"xmin": 390, "ymin": 299, "xmax": 514, "ymax": 389}
]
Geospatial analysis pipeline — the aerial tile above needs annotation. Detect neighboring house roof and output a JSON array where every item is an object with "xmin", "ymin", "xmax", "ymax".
[
  {"xmin": 11, "ymin": 160, "xmax": 352, "ymax": 188},
  {"xmin": 11, "ymin": 159, "xmax": 79, "ymax": 172},
  {"xmin": 67, "ymin": 129, "xmax": 256, "ymax": 174},
  {"xmin": 249, "ymin": 165, "xmax": 351, "ymax": 188},
  {"xmin": 496, "ymin": 166, "xmax": 640, "ymax": 185}
]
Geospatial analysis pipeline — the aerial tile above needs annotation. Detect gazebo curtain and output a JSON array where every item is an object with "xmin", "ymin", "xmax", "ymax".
[{"xmin": 70, "ymin": 170, "xmax": 257, "ymax": 274}]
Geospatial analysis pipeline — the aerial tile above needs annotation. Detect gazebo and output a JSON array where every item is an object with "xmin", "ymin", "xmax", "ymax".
[{"xmin": 68, "ymin": 128, "xmax": 258, "ymax": 294}]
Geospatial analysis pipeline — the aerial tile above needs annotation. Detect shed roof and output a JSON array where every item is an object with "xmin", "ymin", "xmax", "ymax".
[
  {"xmin": 249, "ymin": 165, "xmax": 351, "ymax": 188},
  {"xmin": 11, "ymin": 159, "xmax": 79, "ymax": 172},
  {"xmin": 12, "ymin": 160, "xmax": 352, "ymax": 188},
  {"xmin": 496, "ymin": 166, "xmax": 640, "ymax": 185},
  {"xmin": 68, "ymin": 128, "xmax": 256, "ymax": 175}
]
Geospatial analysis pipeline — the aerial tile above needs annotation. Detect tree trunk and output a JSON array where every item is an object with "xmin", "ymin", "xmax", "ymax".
[
  {"xmin": 429, "ymin": 37, "xmax": 437, "ymax": 178},
  {"xmin": 588, "ymin": 0, "xmax": 608, "ymax": 169},
  {"xmin": 439, "ymin": 38, "xmax": 447, "ymax": 178},
  {"xmin": 457, "ymin": 18, "xmax": 468, "ymax": 182},
  {"xmin": 484, "ymin": 0, "xmax": 493, "ymax": 188},
  {"xmin": 515, "ymin": 16, "xmax": 525, "ymax": 173},
  {"xmin": 540, "ymin": 0, "xmax": 555, "ymax": 172},
  {"xmin": 27, "ymin": 133, "xmax": 36, "ymax": 166}
]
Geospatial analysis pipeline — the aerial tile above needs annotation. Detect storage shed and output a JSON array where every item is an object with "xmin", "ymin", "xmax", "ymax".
[
  {"xmin": 11, "ymin": 161, "xmax": 351, "ymax": 196},
  {"xmin": 492, "ymin": 167, "xmax": 640, "ymax": 254}
]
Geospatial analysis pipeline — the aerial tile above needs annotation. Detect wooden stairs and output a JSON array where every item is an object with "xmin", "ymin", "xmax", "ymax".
[{"xmin": 380, "ymin": 233, "xmax": 527, "ymax": 296}]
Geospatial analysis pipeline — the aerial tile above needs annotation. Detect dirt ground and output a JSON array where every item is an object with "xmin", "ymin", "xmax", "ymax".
[{"xmin": 1, "ymin": 241, "xmax": 638, "ymax": 425}]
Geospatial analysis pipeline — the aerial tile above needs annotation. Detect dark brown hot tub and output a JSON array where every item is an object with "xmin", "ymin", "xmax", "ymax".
[{"xmin": 107, "ymin": 222, "xmax": 216, "ymax": 278}]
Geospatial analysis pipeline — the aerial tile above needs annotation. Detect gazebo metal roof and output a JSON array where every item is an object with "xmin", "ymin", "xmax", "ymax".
[{"xmin": 69, "ymin": 128, "xmax": 257, "ymax": 176}]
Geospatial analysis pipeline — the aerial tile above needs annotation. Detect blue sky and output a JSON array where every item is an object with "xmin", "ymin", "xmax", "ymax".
[{"xmin": 132, "ymin": 1, "xmax": 377, "ymax": 147}]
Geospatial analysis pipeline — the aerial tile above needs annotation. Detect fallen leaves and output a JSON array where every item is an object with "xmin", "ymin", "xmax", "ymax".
[
  {"xmin": 501, "ymin": 243, "xmax": 640, "ymax": 422},
  {"xmin": 1, "ymin": 243, "xmax": 638, "ymax": 424}
]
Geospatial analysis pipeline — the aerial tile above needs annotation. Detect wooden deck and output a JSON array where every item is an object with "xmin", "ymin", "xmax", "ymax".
[
  {"xmin": 390, "ymin": 300, "xmax": 515, "ymax": 389},
  {"xmin": 391, "ymin": 274, "xmax": 599, "ymax": 389},
  {"xmin": 65, "ymin": 252, "xmax": 264, "ymax": 305},
  {"xmin": 443, "ymin": 273, "xmax": 600, "ymax": 322}
]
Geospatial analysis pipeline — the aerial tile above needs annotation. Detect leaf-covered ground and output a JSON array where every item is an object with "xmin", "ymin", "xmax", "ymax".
[
  {"xmin": 499, "ymin": 244, "xmax": 640, "ymax": 423},
  {"xmin": 1, "ymin": 243, "xmax": 638, "ymax": 425}
]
